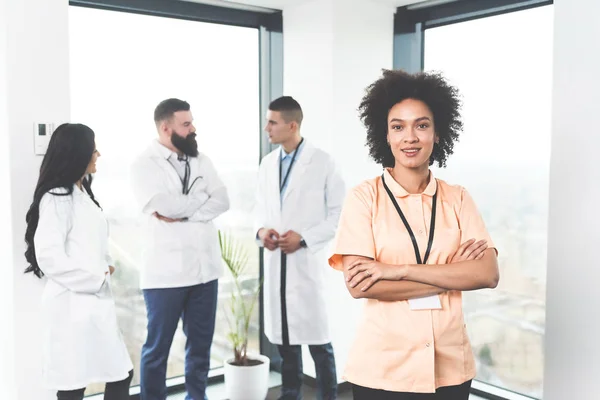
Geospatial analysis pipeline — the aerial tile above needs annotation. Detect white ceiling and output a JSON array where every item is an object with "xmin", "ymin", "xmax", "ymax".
[{"xmin": 183, "ymin": 0, "xmax": 434, "ymax": 13}]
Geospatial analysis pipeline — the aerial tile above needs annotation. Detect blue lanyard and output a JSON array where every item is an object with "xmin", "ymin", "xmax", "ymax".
[{"xmin": 279, "ymin": 138, "xmax": 304, "ymax": 193}]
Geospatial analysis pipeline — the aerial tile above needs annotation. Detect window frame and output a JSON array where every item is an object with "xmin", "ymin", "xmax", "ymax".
[
  {"xmin": 68, "ymin": 0, "xmax": 283, "ymax": 397},
  {"xmin": 393, "ymin": 1, "xmax": 553, "ymax": 399},
  {"xmin": 70, "ymin": 0, "xmax": 282, "ymax": 30},
  {"xmin": 393, "ymin": 0, "xmax": 553, "ymax": 72}
]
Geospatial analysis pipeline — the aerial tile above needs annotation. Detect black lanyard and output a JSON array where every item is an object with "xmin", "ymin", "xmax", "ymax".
[
  {"xmin": 279, "ymin": 138, "xmax": 304, "ymax": 193},
  {"xmin": 278, "ymin": 138, "xmax": 304, "ymax": 347},
  {"xmin": 382, "ymin": 174, "xmax": 438, "ymax": 265}
]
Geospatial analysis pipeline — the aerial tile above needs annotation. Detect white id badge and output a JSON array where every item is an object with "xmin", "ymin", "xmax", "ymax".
[{"xmin": 409, "ymin": 295, "xmax": 442, "ymax": 310}]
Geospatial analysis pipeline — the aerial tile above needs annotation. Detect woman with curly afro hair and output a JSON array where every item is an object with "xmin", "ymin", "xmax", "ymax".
[{"xmin": 329, "ymin": 70, "xmax": 499, "ymax": 400}]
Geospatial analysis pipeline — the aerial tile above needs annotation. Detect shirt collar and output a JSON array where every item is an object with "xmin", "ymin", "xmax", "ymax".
[
  {"xmin": 280, "ymin": 138, "xmax": 305, "ymax": 159},
  {"xmin": 382, "ymin": 168, "xmax": 437, "ymax": 198},
  {"xmin": 153, "ymin": 139, "xmax": 179, "ymax": 161}
]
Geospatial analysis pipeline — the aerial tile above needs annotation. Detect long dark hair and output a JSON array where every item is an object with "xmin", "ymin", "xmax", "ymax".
[{"xmin": 24, "ymin": 123, "xmax": 101, "ymax": 278}]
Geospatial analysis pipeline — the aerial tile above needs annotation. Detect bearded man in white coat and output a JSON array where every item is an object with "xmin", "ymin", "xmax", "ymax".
[
  {"xmin": 255, "ymin": 96, "xmax": 345, "ymax": 400},
  {"xmin": 131, "ymin": 98, "xmax": 229, "ymax": 400}
]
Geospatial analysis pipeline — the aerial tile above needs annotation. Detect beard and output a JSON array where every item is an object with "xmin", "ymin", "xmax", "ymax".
[{"xmin": 171, "ymin": 131, "xmax": 198, "ymax": 157}]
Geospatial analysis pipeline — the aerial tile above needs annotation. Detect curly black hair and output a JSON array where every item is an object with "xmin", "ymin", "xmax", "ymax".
[{"xmin": 358, "ymin": 69, "xmax": 463, "ymax": 168}]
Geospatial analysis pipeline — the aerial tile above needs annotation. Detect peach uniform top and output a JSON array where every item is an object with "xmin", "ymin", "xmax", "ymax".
[{"xmin": 329, "ymin": 169, "xmax": 495, "ymax": 393}]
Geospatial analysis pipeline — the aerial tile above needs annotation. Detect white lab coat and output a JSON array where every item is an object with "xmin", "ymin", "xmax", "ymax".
[
  {"xmin": 254, "ymin": 141, "xmax": 345, "ymax": 345},
  {"xmin": 130, "ymin": 140, "xmax": 229, "ymax": 289},
  {"xmin": 34, "ymin": 187, "xmax": 133, "ymax": 390}
]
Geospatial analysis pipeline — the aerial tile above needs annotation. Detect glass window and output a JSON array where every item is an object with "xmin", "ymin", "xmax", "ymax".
[
  {"xmin": 424, "ymin": 5, "xmax": 553, "ymax": 398},
  {"xmin": 69, "ymin": 7, "xmax": 260, "ymax": 395}
]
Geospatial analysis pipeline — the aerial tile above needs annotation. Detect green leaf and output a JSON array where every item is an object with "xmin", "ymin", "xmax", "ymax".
[{"xmin": 218, "ymin": 230, "xmax": 263, "ymax": 365}]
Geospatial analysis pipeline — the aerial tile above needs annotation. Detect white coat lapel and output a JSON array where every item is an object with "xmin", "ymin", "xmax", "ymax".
[
  {"xmin": 282, "ymin": 142, "xmax": 315, "ymax": 203},
  {"xmin": 151, "ymin": 141, "xmax": 184, "ymax": 192}
]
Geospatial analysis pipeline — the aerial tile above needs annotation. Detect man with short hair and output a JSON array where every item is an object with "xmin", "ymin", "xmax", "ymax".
[
  {"xmin": 131, "ymin": 98, "xmax": 230, "ymax": 400},
  {"xmin": 255, "ymin": 96, "xmax": 345, "ymax": 400}
]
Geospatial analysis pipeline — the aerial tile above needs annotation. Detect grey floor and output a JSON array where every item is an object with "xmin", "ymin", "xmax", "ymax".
[
  {"xmin": 86, "ymin": 371, "xmax": 485, "ymax": 400},
  {"xmin": 166, "ymin": 387, "xmax": 486, "ymax": 399},
  {"xmin": 264, "ymin": 386, "xmax": 485, "ymax": 400},
  {"xmin": 166, "ymin": 372, "xmax": 486, "ymax": 399},
  {"xmin": 265, "ymin": 384, "xmax": 353, "ymax": 400},
  {"xmin": 167, "ymin": 384, "xmax": 352, "ymax": 400}
]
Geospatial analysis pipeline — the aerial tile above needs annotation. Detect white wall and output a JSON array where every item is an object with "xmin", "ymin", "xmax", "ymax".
[
  {"xmin": 284, "ymin": 0, "xmax": 334, "ymax": 153},
  {"xmin": 284, "ymin": 0, "xmax": 393, "ymax": 188},
  {"xmin": 331, "ymin": 0, "xmax": 394, "ymax": 187},
  {"xmin": 0, "ymin": 0, "xmax": 15, "ymax": 397},
  {"xmin": 283, "ymin": 0, "xmax": 394, "ymax": 381},
  {"xmin": 1, "ymin": 0, "xmax": 71, "ymax": 398},
  {"xmin": 543, "ymin": 0, "xmax": 600, "ymax": 398}
]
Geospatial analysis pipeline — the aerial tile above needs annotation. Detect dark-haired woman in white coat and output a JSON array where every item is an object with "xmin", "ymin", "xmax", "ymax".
[{"xmin": 24, "ymin": 123, "xmax": 133, "ymax": 400}]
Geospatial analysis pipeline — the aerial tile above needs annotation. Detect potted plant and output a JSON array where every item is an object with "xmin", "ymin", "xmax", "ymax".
[{"xmin": 219, "ymin": 231, "xmax": 269, "ymax": 400}]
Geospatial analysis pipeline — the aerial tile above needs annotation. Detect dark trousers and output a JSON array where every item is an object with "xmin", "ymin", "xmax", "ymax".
[
  {"xmin": 277, "ymin": 343, "xmax": 337, "ymax": 400},
  {"xmin": 140, "ymin": 280, "xmax": 218, "ymax": 400},
  {"xmin": 352, "ymin": 380, "xmax": 472, "ymax": 400},
  {"xmin": 56, "ymin": 370, "xmax": 133, "ymax": 400}
]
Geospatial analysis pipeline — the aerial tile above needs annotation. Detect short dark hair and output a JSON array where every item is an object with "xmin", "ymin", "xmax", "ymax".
[
  {"xmin": 268, "ymin": 96, "xmax": 303, "ymax": 125},
  {"xmin": 359, "ymin": 69, "xmax": 463, "ymax": 168},
  {"xmin": 154, "ymin": 98, "xmax": 190, "ymax": 124}
]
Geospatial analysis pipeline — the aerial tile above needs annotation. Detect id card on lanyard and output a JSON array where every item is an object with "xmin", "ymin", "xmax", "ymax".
[{"xmin": 382, "ymin": 174, "xmax": 442, "ymax": 310}]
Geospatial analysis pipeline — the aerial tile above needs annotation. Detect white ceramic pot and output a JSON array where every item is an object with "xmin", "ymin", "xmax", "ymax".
[{"xmin": 224, "ymin": 353, "xmax": 270, "ymax": 400}]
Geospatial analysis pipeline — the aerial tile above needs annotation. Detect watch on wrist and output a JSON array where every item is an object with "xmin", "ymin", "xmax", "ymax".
[{"xmin": 300, "ymin": 238, "xmax": 307, "ymax": 248}]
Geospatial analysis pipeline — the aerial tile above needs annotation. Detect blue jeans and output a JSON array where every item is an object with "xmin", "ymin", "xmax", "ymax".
[
  {"xmin": 277, "ymin": 343, "xmax": 337, "ymax": 400},
  {"xmin": 140, "ymin": 280, "xmax": 218, "ymax": 400}
]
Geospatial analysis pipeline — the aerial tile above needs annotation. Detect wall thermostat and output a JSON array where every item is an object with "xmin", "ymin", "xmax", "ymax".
[{"xmin": 34, "ymin": 123, "xmax": 55, "ymax": 156}]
